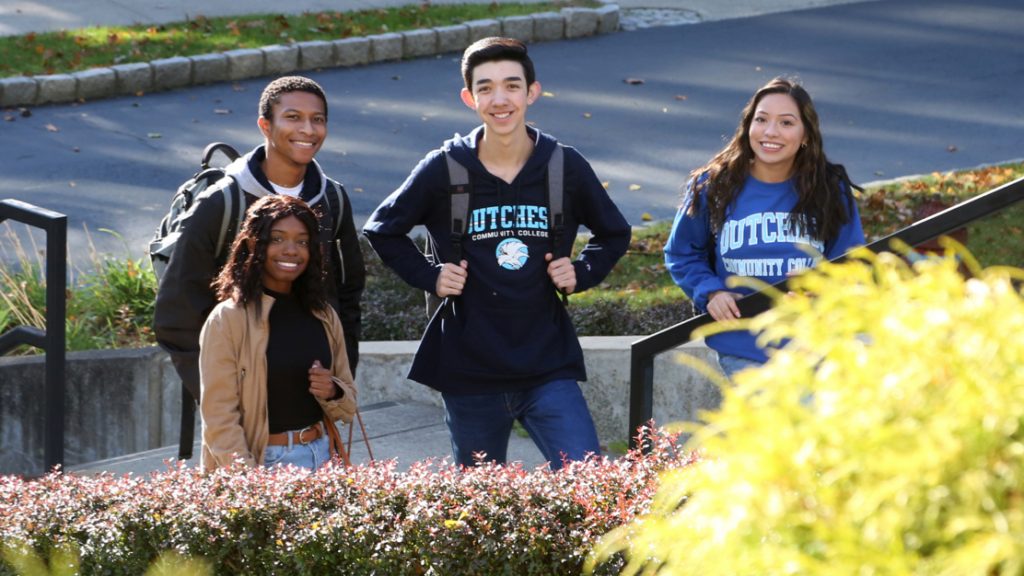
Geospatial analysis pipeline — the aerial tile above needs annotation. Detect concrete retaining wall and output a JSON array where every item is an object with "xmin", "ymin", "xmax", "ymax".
[{"xmin": 0, "ymin": 337, "xmax": 720, "ymax": 476}]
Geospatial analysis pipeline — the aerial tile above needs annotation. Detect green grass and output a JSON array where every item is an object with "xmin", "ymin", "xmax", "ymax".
[
  {"xmin": 0, "ymin": 1, "xmax": 599, "ymax": 77},
  {"xmin": 2, "ymin": 162, "xmax": 1022, "ymax": 353},
  {"xmin": 859, "ymin": 162, "xmax": 1024, "ymax": 268}
]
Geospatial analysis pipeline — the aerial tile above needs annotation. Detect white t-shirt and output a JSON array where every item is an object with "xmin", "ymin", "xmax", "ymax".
[{"xmin": 270, "ymin": 181, "xmax": 303, "ymax": 197}]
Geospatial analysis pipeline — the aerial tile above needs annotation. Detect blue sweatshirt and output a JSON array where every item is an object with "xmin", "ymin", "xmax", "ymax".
[
  {"xmin": 664, "ymin": 174, "xmax": 865, "ymax": 362},
  {"xmin": 363, "ymin": 127, "xmax": 631, "ymax": 394}
]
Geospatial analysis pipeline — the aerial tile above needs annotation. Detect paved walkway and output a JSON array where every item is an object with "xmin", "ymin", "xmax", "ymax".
[{"xmin": 69, "ymin": 401, "xmax": 551, "ymax": 475}]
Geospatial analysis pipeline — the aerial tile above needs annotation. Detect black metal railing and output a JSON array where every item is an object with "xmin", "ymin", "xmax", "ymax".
[
  {"xmin": 0, "ymin": 199, "xmax": 67, "ymax": 470},
  {"xmin": 629, "ymin": 176, "xmax": 1024, "ymax": 449}
]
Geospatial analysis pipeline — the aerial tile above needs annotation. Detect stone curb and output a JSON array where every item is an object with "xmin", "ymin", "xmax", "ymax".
[{"xmin": 0, "ymin": 5, "xmax": 620, "ymax": 109}]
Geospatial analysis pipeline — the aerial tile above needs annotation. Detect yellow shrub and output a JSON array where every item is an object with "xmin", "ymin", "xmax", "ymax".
[{"xmin": 591, "ymin": 248, "xmax": 1024, "ymax": 575}]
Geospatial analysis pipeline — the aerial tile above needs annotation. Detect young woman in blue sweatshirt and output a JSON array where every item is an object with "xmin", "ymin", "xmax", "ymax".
[
  {"xmin": 664, "ymin": 77, "xmax": 865, "ymax": 380},
  {"xmin": 364, "ymin": 38, "xmax": 630, "ymax": 469}
]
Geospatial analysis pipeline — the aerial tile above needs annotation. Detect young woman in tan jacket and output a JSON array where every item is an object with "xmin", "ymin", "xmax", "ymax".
[{"xmin": 199, "ymin": 195, "xmax": 356, "ymax": 471}]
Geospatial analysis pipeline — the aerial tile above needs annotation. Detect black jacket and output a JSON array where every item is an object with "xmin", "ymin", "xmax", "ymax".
[{"xmin": 154, "ymin": 146, "xmax": 365, "ymax": 399}]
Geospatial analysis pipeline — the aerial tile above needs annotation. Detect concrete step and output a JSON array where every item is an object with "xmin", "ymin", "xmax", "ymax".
[{"xmin": 67, "ymin": 401, "xmax": 550, "ymax": 476}]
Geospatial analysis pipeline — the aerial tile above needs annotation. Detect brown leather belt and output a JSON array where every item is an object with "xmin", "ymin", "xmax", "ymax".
[{"xmin": 266, "ymin": 422, "xmax": 323, "ymax": 446}]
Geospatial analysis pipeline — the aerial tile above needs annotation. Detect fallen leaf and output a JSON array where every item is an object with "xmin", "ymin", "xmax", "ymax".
[
  {"xmin": 542, "ymin": 91, "xmax": 555, "ymax": 98},
  {"xmin": 45, "ymin": 123, "xmax": 59, "ymax": 132},
  {"xmin": 601, "ymin": 181, "xmax": 610, "ymax": 189},
  {"xmin": 674, "ymin": 94, "xmax": 688, "ymax": 101},
  {"xmin": 624, "ymin": 78, "xmax": 644, "ymax": 85},
  {"xmin": 641, "ymin": 212, "xmax": 653, "ymax": 222},
  {"xmin": 629, "ymin": 184, "xmax": 642, "ymax": 191}
]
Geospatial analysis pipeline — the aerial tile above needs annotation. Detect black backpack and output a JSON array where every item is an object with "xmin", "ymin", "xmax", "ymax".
[
  {"xmin": 424, "ymin": 145, "xmax": 566, "ymax": 318},
  {"xmin": 149, "ymin": 142, "xmax": 244, "ymax": 279}
]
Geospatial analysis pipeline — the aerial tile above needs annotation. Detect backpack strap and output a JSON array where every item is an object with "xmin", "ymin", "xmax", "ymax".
[
  {"xmin": 325, "ymin": 178, "xmax": 346, "ymax": 238},
  {"xmin": 443, "ymin": 150, "xmax": 472, "ymax": 262},
  {"xmin": 213, "ymin": 176, "xmax": 243, "ymax": 261},
  {"xmin": 329, "ymin": 177, "xmax": 346, "ymax": 235},
  {"xmin": 321, "ymin": 178, "xmax": 348, "ymax": 286},
  {"xmin": 201, "ymin": 142, "xmax": 240, "ymax": 170},
  {"xmin": 546, "ymin": 145, "xmax": 569, "ymax": 305},
  {"xmin": 547, "ymin": 145, "xmax": 565, "ymax": 256}
]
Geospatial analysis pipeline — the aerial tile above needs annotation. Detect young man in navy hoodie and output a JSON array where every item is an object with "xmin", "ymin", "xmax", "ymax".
[{"xmin": 363, "ymin": 38, "xmax": 630, "ymax": 469}]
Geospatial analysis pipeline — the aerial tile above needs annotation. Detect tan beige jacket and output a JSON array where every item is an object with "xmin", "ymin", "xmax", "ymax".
[{"xmin": 199, "ymin": 292, "xmax": 357, "ymax": 472}]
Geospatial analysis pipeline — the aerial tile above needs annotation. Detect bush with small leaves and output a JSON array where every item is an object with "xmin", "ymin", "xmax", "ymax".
[
  {"xmin": 590, "ymin": 247, "xmax": 1024, "ymax": 575},
  {"xmin": 1, "ymin": 431, "xmax": 696, "ymax": 576}
]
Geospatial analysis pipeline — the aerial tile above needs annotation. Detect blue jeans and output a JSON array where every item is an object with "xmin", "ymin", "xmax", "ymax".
[
  {"xmin": 262, "ymin": 430, "xmax": 331, "ymax": 471},
  {"xmin": 717, "ymin": 353, "xmax": 764, "ymax": 382},
  {"xmin": 441, "ymin": 379, "xmax": 601, "ymax": 470}
]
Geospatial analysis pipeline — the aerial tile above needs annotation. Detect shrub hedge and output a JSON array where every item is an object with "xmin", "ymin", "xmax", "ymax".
[{"xmin": 0, "ymin": 431, "xmax": 696, "ymax": 576}]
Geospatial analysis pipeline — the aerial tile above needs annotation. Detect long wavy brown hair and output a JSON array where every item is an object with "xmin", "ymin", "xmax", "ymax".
[
  {"xmin": 687, "ymin": 77, "xmax": 858, "ymax": 241},
  {"xmin": 213, "ymin": 195, "xmax": 327, "ymax": 316}
]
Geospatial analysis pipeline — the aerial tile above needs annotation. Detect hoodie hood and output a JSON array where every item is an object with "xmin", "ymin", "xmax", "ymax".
[
  {"xmin": 442, "ymin": 125, "xmax": 558, "ymax": 182},
  {"xmin": 225, "ymin": 145, "xmax": 329, "ymax": 205}
]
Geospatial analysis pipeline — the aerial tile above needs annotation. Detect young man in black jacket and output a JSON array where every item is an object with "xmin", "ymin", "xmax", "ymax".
[
  {"xmin": 363, "ymin": 38, "xmax": 630, "ymax": 469},
  {"xmin": 155, "ymin": 76, "xmax": 365, "ymax": 459}
]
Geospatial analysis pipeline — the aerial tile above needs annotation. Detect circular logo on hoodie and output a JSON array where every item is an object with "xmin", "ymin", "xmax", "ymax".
[{"xmin": 496, "ymin": 238, "xmax": 529, "ymax": 270}]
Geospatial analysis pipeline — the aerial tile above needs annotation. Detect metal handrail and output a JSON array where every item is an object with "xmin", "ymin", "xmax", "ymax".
[
  {"xmin": 0, "ymin": 199, "xmax": 67, "ymax": 471},
  {"xmin": 628, "ymin": 176, "xmax": 1024, "ymax": 449}
]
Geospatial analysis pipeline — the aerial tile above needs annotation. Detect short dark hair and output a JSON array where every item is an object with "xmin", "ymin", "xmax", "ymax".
[
  {"xmin": 258, "ymin": 76, "xmax": 328, "ymax": 121},
  {"xmin": 213, "ymin": 195, "xmax": 328, "ymax": 315},
  {"xmin": 461, "ymin": 37, "xmax": 536, "ymax": 90}
]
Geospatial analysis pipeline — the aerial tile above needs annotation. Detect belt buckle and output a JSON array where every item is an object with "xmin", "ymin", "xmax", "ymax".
[{"xmin": 298, "ymin": 423, "xmax": 318, "ymax": 445}]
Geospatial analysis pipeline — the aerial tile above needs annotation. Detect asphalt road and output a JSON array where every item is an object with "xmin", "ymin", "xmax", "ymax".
[{"xmin": 1, "ymin": 0, "xmax": 1021, "ymax": 263}]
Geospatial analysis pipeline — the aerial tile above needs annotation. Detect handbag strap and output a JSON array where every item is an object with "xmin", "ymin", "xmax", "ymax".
[
  {"xmin": 323, "ymin": 408, "xmax": 374, "ymax": 466},
  {"xmin": 322, "ymin": 413, "xmax": 352, "ymax": 467},
  {"xmin": 347, "ymin": 408, "xmax": 375, "ymax": 462}
]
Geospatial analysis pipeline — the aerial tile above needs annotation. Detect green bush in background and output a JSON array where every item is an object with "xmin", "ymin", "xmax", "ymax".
[{"xmin": 590, "ymin": 247, "xmax": 1024, "ymax": 574}]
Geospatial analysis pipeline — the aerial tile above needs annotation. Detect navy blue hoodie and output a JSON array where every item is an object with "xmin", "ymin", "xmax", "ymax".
[{"xmin": 363, "ymin": 127, "xmax": 630, "ymax": 394}]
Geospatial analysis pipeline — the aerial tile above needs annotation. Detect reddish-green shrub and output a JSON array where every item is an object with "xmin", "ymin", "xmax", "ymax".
[{"xmin": 1, "ymin": 431, "xmax": 695, "ymax": 575}]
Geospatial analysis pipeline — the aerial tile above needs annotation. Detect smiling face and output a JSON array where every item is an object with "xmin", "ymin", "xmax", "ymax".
[
  {"xmin": 258, "ymin": 91, "xmax": 327, "ymax": 174},
  {"xmin": 747, "ymin": 92, "xmax": 807, "ymax": 182},
  {"xmin": 261, "ymin": 215, "xmax": 310, "ymax": 294},
  {"xmin": 460, "ymin": 60, "xmax": 540, "ymax": 139}
]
